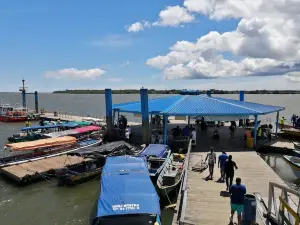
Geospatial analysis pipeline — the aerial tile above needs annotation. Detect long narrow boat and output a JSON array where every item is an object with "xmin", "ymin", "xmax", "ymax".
[
  {"xmin": 281, "ymin": 128, "xmax": 300, "ymax": 137},
  {"xmin": 156, "ymin": 153, "xmax": 185, "ymax": 198},
  {"xmin": 283, "ymin": 155, "xmax": 300, "ymax": 178},
  {"xmin": 92, "ymin": 156, "xmax": 161, "ymax": 225},
  {"xmin": 7, "ymin": 123, "xmax": 78, "ymax": 143},
  {"xmin": 140, "ymin": 144, "xmax": 171, "ymax": 179},
  {"xmin": 0, "ymin": 136, "xmax": 102, "ymax": 167},
  {"xmin": 55, "ymin": 141, "xmax": 142, "ymax": 186}
]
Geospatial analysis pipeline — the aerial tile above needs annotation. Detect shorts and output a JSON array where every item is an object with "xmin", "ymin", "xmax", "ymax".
[{"xmin": 231, "ymin": 203, "xmax": 244, "ymax": 213}]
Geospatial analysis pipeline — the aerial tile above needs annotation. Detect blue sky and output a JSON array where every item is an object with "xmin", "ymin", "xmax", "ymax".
[{"xmin": 0, "ymin": 0, "xmax": 300, "ymax": 92}]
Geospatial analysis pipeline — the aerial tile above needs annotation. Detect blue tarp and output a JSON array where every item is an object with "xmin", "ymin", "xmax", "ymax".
[
  {"xmin": 140, "ymin": 144, "xmax": 168, "ymax": 158},
  {"xmin": 97, "ymin": 156, "xmax": 160, "ymax": 217}
]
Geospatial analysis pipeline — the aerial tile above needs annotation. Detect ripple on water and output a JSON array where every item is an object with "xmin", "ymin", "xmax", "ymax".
[{"xmin": 0, "ymin": 199, "xmax": 12, "ymax": 208}]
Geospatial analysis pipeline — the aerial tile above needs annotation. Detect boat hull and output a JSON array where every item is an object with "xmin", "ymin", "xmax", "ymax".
[
  {"xmin": 0, "ymin": 115, "xmax": 28, "ymax": 122},
  {"xmin": 294, "ymin": 142, "xmax": 300, "ymax": 150},
  {"xmin": 283, "ymin": 155, "xmax": 300, "ymax": 178}
]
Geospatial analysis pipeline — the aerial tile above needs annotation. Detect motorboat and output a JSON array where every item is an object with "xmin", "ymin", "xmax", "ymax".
[
  {"xmin": 294, "ymin": 142, "xmax": 300, "ymax": 150},
  {"xmin": 92, "ymin": 155, "xmax": 161, "ymax": 225},
  {"xmin": 283, "ymin": 155, "xmax": 300, "ymax": 178},
  {"xmin": 0, "ymin": 101, "xmax": 34, "ymax": 122}
]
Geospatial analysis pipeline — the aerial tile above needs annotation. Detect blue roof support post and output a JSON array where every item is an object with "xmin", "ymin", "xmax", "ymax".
[
  {"xmin": 105, "ymin": 89, "xmax": 113, "ymax": 138},
  {"xmin": 140, "ymin": 88, "xmax": 150, "ymax": 144},
  {"xmin": 207, "ymin": 90, "xmax": 211, "ymax": 97},
  {"xmin": 163, "ymin": 115, "xmax": 168, "ymax": 144},
  {"xmin": 254, "ymin": 115, "xmax": 258, "ymax": 147},
  {"xmin": 188, "ymin": 116, "xmax": 190, "ymax": 126},
  {"xmin": 240, "ymin": 91, "xmax": 245, "ymax": 101},
  {"xmin": 34, "ymin": 91, "xmax": 38, "ymax": 113},
  {"xmin": 275, "ymin": 111, "xmax": 279, "ymax": 136}
]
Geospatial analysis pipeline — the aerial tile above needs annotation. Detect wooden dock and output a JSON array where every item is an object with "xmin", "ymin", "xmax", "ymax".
[
  {"xmin": 0, "ymin": 155, "xmax": 90, "ymax": 183},
  {"xmin": 173, "ymin": 151, "xmax": 295, "ymax": 225}
]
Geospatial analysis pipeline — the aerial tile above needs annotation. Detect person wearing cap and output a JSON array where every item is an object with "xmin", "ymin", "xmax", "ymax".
[
  {"xmin": 205, "ymin": 147, "xmax": 216, "ymax": 180},
  {"xmin": 218, "ymin": 150, "xmax": 228, "ymax": 181}
]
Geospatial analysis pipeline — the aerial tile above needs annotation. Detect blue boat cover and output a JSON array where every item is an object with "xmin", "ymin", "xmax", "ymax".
[
  {"xmin": 140, "ymin": 144, "xmax": 168, "ymax": 158},
  {"xmin": 97, "ymin": 156, "xmax": 160, "ymax": 217}
]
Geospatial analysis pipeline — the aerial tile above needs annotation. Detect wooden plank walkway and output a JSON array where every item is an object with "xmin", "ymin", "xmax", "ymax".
[
  {"xmin": 181, "ymin": 151, "xmax": 289, "ymax": 225},
  {"xmin": 0, "ymin": 155, "xmax": 90, "ymax": 183}
]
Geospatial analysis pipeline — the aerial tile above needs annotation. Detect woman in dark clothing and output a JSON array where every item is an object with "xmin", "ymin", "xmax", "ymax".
[{"xmin": 224, "ymin": 155, "xmax": 238, "ymax": 191}]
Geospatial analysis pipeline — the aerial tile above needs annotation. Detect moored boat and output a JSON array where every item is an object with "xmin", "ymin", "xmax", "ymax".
[
  {"xmin": 140, "ymin": 144, "xmax": 171, "ymax": 178},
  {"xmin": 0, "ymin": 136, "xmax": 102, "ymax": 167},
  {"xmin": 0, "ymin": 101, "xmax": 37, "ymax": 122},
  {"xmin": 92, "ymin": 155, "xmax": 161, "ymax": 225},
  {"xmin": 55, "ymin": 141, "xmax": 141, "ymax": 186},
  {"xmin": 283, "ymin": 155, "xmax": 300, "ymax": 178},
  {"xmin": 156, "ymin": 153, "xmax": 185, "ymax": 198},
  {"xmin": 294, "ymin": 142, "xmax": 300, "ymax": 150},
  {"xmin": 281, "ymin": 128, "xmax": 300, "ymax": 137}
]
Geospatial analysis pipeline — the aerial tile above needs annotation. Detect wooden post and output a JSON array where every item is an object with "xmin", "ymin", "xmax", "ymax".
[{"xmin": 141, "ymin": 89, "xmax": 150, "ymax": 144}]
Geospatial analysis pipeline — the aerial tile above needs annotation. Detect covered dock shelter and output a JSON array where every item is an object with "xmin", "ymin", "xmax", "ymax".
[{"xmin": 109, "ymin": 89, "xmax": 285, "ymax": 146}]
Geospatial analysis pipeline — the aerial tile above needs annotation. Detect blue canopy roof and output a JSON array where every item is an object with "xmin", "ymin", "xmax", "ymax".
[
  {"xmin": 96, "ymin": 156, "xmax": 160, "ymax": 218},
  {"xmin": 140, "ymin": 144, "xmax": 168, "ymax": 158},
  {"xmin": 112, "ymin": 95, "xmax": 285, "ymax": 116}
]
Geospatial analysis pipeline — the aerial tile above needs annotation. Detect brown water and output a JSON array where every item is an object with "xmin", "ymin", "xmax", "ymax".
[{"xmin": 0, "ymin": 93, "xmax": 300, "ymax": 225}]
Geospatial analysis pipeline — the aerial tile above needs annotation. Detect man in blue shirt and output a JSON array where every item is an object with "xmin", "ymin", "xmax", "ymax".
[
  {"xmin": 218, "ymin": 150, "xmax": 228, "ymax": 181},
  {"xmin": 229, "ymin": 177, "xmax": 246, "ymax": 225}
]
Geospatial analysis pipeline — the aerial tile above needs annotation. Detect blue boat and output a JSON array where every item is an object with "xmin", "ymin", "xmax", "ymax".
[
  {"xmin": 140, "ymin": 144, "xmax": 171, "ymax": 177},
  {"xmin": 92, "ymin": 156, "xmax": 161, "ymax": 225}
]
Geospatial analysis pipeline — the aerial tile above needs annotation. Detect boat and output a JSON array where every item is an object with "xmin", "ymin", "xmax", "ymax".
[
  {"xmin": 0, "ymin": 136, "xmax": 102, "ymax": 167},
  {"xmin": 283, "ymin": 155, "xmax": 300, "ymax": 178},
  {"xmin": 140, "ymin": 144, "xmax": 171, "ymax": 178},
  {"xmin": 294, "ymin": 142, "xmax": 300, "ymax": 150},
  {"xmin": 0, "ymin": 101, "xmax": 31, "ymax": 122},
  {"xmin": 55, "ymin": 141, "xmax": 143, "ymax": 186},
  {"xmin": 7, "ymin": 124, "xmax": 77, "ymax": 143},
  {"xmin": 92, "ymin": 155, "xmax": 161, "ymax": 225},
  {"xmin": 281, "ymin": 128, "xmax": 300, "ymax": 137},
  {"xmin": 156, "ymin": 153, "xmax": 185, "ymax": 197}
]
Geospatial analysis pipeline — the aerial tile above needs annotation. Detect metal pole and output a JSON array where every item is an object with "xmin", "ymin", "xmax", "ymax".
[
  {"xmin": 34, "ymin": 91, "xmax": 38, "ymax": 113},
  {"xmin": 163, "ymin": 115, "xmax": 168, "ymax": 144},
  {"xmin": 188, "ymin": 116, "xmax": 190, "ymax": 126},
  {"xmin": 112, "ymin": 110, "xmax": 116, "ymax": 127},
  {"xmin": 140, "ymin": 89, "xmax": 150, "ymax": 144},
  {"xmin": 240, "ymin": 91, "xmax": 245, "ymax": 101},
  {"xmin": 207, "ymin": 90, "xmax": 211, "ymax": 97},
  {"xmin": 21, "ymin": 79, "xmax": 26, "ymax": 108},
  {"xmin": 254, "ymin": 115, "xmax": 258, "ymax": 146},
  {"xmin": 105, "ymin": 89, "xmax": 113, "ymax": 138},
  {"xmin": 275, "ymin": 111, "xmax": 279, "ymax": 135}
]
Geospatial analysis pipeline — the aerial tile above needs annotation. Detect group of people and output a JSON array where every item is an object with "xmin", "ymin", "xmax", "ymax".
[
  {"xmin": 291, "ymin": 115, "xmax": 300, "ymax": 128},
  {"xmin": 171, "ymin": 125, "xmax": 196, "ymax": 139},
  {"xmin": 205, "ymin": 148, "xmax": 246, "ymax": 225}
]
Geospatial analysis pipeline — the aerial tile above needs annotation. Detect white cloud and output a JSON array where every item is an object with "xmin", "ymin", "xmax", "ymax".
[
  {"xmin": 284, "ymin": 72, "xmax": 300, "ymax": 83},
  {"xmin": 107, "ymin": 78, "xmax": 123, "ymax": 82},
  {"xmin": 89, "ymin": 35, "xmax": 132, "ymax": 47},
  {"xmin": 45, "ymin": 68, "xmax": 106, "ymax": 80},
  {"xmin": 146, "ymin": 0, "xmax": 300, "ymax": 80},
  {"xmin": 153, "ymin": 5, "xmax": 195, "ymax": 27},
  {"xmin": 126, "ymin": 21, "xmax": 151, "ymax": 32},
  {"xmin": 120, "ymin": 61, "xmax": 130, "ymax": 67}
]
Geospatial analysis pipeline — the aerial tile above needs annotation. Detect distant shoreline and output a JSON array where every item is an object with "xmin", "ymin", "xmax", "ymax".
[{"xmin": 53, "ymin": 89, "xmax": 300, "ymax": 94}]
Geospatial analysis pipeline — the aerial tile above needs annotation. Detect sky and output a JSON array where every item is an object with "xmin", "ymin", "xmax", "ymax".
[{"xmin": 0, "ymin": 0, "xmax": 300, "ymax": 92}]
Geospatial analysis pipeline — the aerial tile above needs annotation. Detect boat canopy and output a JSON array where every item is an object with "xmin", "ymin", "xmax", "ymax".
[
  {"xmin": 21, "ymin": 124, "xmax": 62, "ymax": 131},
  {"xmin": 5, "ymin": 136, "xmax": 77, "ymax": 151},
  {"xmin": 97, "ymin": 156, "xmax": 160, "ymax": 217},
  {"xmin": 43, "ymin": 130, "xmax": 79, "ymax": 138},
  {"xmin": 73, "ymin": 125, "xmax": 100, "ymax": 133},
  {"xmin": 69, "ymin": 121, "xmax": 93, "ymax": 126},
  {"xmin": 140, "ymin": 144, "xmax": 169, "ymax": 158}
]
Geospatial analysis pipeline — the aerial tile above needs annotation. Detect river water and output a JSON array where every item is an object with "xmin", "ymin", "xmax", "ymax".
[{"xmin": 0, "ymin": 93, "xmax": 300, "ymax": 225}]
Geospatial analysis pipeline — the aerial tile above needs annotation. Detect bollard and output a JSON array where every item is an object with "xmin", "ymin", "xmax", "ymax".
[{"xmin": 243, "ymin": 194, "xmax": 257, "ymax": 225}]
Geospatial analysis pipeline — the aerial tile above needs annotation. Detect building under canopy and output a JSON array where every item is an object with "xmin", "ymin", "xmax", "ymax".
[{"xmin": 112, "ymin": 93, "xmax": 285, "ymax": 145}]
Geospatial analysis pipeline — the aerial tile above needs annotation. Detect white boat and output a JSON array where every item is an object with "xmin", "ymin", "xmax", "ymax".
[{"xmin": 283, "ymin": 155, "xmax": 300, "ymax": 178}]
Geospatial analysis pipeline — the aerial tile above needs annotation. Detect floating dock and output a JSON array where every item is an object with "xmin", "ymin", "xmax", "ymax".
[{"xmin": 0, "ymin": 155, "xmax": 90, "ymax": 184}]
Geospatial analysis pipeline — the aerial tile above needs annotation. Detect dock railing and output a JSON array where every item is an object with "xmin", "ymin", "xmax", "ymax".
[
  {"xmin": 173, "ymin": 139, "xmax": 195, "ymax": 225},
  {"xmin": 267, "ymin": 182, "xmax": 300, "ymax": 225}
]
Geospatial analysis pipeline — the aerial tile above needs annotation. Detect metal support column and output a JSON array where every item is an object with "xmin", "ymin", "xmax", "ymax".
[
  {"xmin": 207, "ymin": 90, "xmax": 211, "ymax": 97},
  {"xmin": 254, "ymin": 115, "xmax": 258, "ymax": 146},
  {"xmin": 34, "ymin": 91, "xmax": 38, "ymax": 113},
  {"xmin": 163, "ymin": 115, "xmax": 168, "ymax": 144},
  {"xmin": 112, "ymin": 110, "xmax": 116, "ymax": 127},
  {"xmin": 275, "ymin": 111, "xmax": 279, "ymax": 135},
  {"xmin": 188, "ymin": 116, "xmax": 190, "ymax": 126},
  {"xmin": 240, "ymin": 91, "xmax": 245, "ymax": 101},
  {"xmin": 105, "ymin": 89, "xmax": 113, "ymax": 138},
  {"xmin": 22, "ymin": 90, "xmax": 26, "ymax": 108},
  {"xmin": 141, "ymin": 89, "xmax": 150, "ymax": 145}
]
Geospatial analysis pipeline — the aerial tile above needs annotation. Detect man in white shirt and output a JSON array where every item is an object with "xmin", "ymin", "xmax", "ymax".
[
  {"xmin": 191, "ymin": 128, "xmax": 196, "ymax": 139},
  {"xmin": 205, "ymin": 147, "xmax": 217, "ymax": 180}
]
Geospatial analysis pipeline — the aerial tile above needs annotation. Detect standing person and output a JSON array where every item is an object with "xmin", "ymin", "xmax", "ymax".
[
  {"xmin": 229, "ymin": 177, "xmax": 246, "ymax": 225},
  {"xmin": 205, "ymin": 147, "xmax": 216, "ymax": 180},
  {"xmin": 183, "ymin": 126, "xmax": 189, "ymax": 137},
  {"xmin": 25, "ymin": 120, "xmax": 30, "ymax": 127},
  {"xmin": 224, "ymin": 155, "xmax": 238, "ymax": 190},
  {"xmin": 218, "ymin": 150, "xmax": 228, "ymax": 181},
  {"xmin": 191, "ymin": 128, "xmax": 196, "ymax": 140},
  {"xmin": 280, "ymin": 116, "xmax": 285, "ymax": 130}
]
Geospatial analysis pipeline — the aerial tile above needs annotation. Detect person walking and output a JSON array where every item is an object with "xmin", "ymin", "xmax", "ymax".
[
  {"xmin": 224, "ymin": 155, "xmax": 238, "ymax": 190},
  {"xmin": 205, "ymin": 147, "xmax": 216, "ymax": 180},
  {"xmin": 229, "ymin": 177, "xmax": 246, "ymax": 225},
  {"xmin": 218, "ymin": 150, "xmax": 228, "ymax": 181}
]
